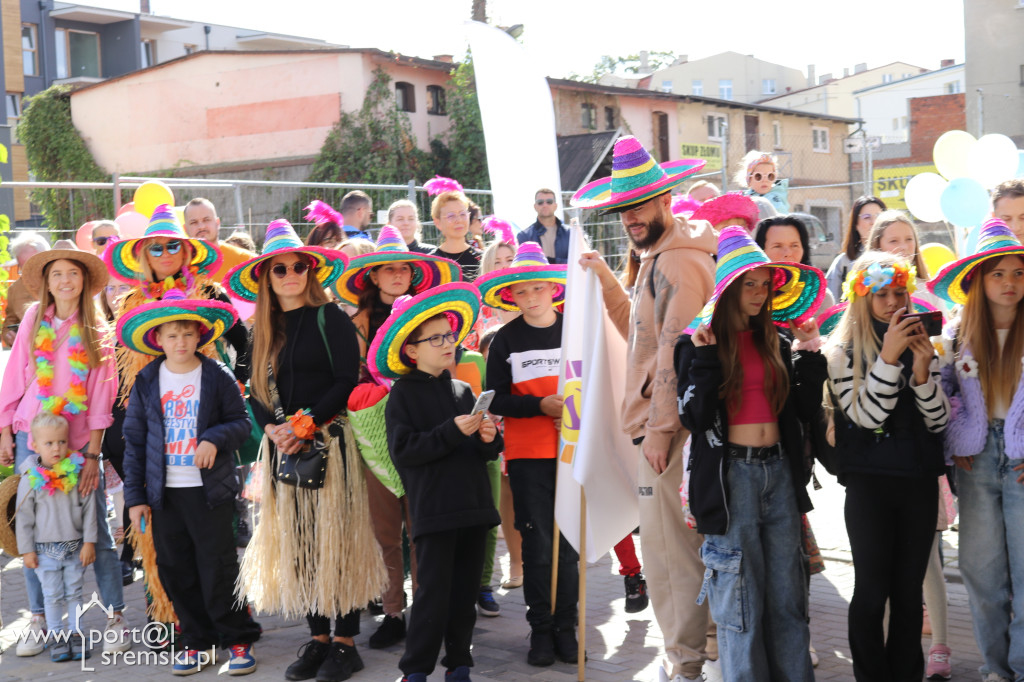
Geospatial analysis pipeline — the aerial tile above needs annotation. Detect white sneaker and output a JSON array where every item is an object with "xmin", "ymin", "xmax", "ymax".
[
  {"xmin": 701, "ymin": 658, "xmax": 724, "ymax": 682},
  {"xmin": 16, "ymin": 614, "xmax": 46, "ymax": 656},
  {"xmin": 103, "ymin": 613, "xmax": 132, "ymax": 653},
  {"xmin": 657, "ymin": 666, "xmax": 685, "ymax": 682},
  {"xmin": 809, "ymin": 643, "xmax": 819, "ymax": 668},
  {"xmin": 982, "ymin": 674, "xmax": 1012, "ymax": 682}
]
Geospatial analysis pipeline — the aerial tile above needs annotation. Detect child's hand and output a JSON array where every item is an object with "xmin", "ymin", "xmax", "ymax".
[
  {"xmin": 80, "ymin": 542, "xmax": 95, "ymax": 567},
  {"xmin": 479, "ymin": 416, "xmax": 497, "ymax": 443},
  {"xmin": 540, "ymin": 394, "xmax": 563, "ymax": 418},
  {"xmin": 455, "ymin": 413, "xmax": 484, "ymax": 436},
  {"xmin": 909, "ymin": 333, "xmax": 934, "ymax": 386},
  {"xmin": 692, "ymin": 324, "xmax": 717, "ymax": 347},
  {"xmin": 129, "ymin": 504, "xmax": 151, "ymax": 536},
  {"xmin": 22, "ymin": 551, "xmax": 37, "ymax": 569},
  {"xmin": 194, "ymin": 441, "xmax": 218, "ymax": 469}
]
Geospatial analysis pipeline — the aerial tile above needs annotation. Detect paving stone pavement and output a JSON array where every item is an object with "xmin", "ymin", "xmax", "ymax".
[{"xmin": 0, "ymin": 471, "xmax": 983, "ymax": 681}]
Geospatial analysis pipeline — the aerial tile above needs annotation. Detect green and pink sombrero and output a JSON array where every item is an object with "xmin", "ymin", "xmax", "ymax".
[
  {"xmin": 368, "ymin": 282, "xmax": 481, "ymax": 380},
  {"xmin": 224, "ymin": 219, "xmax": 348, "ymax": 302},
  {"xmin": 816, "ymin": 296, "xmax": 940, "ymax": 336},
  {"xmin": 105, "ymin": 204, "xmax": 222, "ymax": 283},
  {"xmin": 690, "ymin": 193, "xmax": 760, "ymax": 232},
  {"xmin": 694, "ymin": 226, "xmax": 825, "ymax": 328},
  {"xmin": 332, "ymin": 225, "xmax": 462, "ymax": 306},
  {"xmin": 116, "ymin": 288, "xmax": 238, "ymax": 356},
  {"xmin": 570, "ymin": 136, "xmax": 705, "ymax": 213},
  {"xmin": 475, "ymin": 241, "xmax": 567, "ymax": 312},
  {"xmin": 928, "ymin": 218, "xmax": 1024, "ymax": 305}
]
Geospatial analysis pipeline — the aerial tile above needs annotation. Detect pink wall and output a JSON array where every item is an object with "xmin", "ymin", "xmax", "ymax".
[{"xmin": 70, "ymin": 51, "xmax": 451, "ymax": 173}]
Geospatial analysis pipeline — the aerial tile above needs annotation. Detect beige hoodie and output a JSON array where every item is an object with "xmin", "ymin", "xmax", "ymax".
[{"xmin": 603, "ymin": 216, "xmax": 716, "ymax": 451}]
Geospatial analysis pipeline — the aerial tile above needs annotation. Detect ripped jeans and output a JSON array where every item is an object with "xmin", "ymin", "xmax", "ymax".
[{"xmin": 698, "ymin": 450, "xmax": 812, "ymax": 682}]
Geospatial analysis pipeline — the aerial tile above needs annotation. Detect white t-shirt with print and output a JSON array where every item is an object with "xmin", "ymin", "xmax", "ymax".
[{"xmin": 159, "ymin": 363, "xmax": 203, "ymax": 488}]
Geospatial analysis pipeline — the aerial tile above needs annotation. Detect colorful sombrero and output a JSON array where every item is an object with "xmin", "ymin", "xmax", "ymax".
[
  {"xmin": 224, "ymin": 219, "xmax": 349, "ymax": 302},
  {"xmin": 928, "ymin": 218, "xmax": 1024, "ymax": 305},
  {"xmin": 570, "ymin": 136, "xmax": 705, "ymax": 214},
  {"xmin": 332, "ymin": 225, "xmax": 461, "ymax": 306},
  {"xmin": 116, "ymin": 288, "xmax": 238, "ymax": 356},
  {"xmin": 0, "ymin": 474, "xmax": 19, "ymax": 557},
  {"xmin": 105, "ymin": 205, "xmax": 222, "ymax": 284},
  {"xmin": 690, "ymin": 193, "xmax": 760, "ymax": 232},
  {"xmin": 368, "ymin": 282, "xmax": 481, "ymax": 380},
  {"xmin": 817, "ymin": 295, "xmax": 940, "ymax": 336},
  {"xmin": 694, "ymin": 226, "xmax": 825, "ymax": 328},
  {"xmin": 21, "ymin": 249, "xmax": 108, "ymax": 298},
  {"xmin": 475, "ymin": 242, "xmax": 567, "ymax": 312}
]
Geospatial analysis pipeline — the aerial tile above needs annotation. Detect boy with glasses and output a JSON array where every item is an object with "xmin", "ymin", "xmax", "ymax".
[{"xmin": 516, "ymin": 189, "xmax": 569, "ymax": 264}]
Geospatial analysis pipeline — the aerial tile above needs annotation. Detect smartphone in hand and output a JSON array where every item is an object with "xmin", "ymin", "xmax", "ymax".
[
  {"xmin": 900, "ymin": 310, "xmax": 943, "ymax": 337},
  {"xmin": 472, "ymin": 390, "xmax": 495, "ymax": 415}
]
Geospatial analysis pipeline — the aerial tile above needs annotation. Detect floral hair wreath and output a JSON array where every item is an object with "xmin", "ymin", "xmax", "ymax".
[{"xmin": 842, "ymin": 261, "xmax": 916, "ymax": 302}]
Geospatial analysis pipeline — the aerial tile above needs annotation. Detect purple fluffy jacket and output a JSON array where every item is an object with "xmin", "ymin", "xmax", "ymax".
[{"xmin": 939, "ymin": 329, "xmax": 1024, "ymax": 462}]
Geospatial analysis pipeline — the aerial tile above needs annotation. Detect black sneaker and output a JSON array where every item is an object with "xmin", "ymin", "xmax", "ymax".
[
  {"xmin": 624, "ymin": 573, "xmax": 649, "ymax": 613},
  {"xmin": 526, "ymin": 629, "xmax": 555, "ymax": 667},
  {"xmin": 366, "ymin": 597, "xmax": 384, "ymax": 616},
  {"xmin": 285, "ymin": 640, "xmax": 330, "ymax": 681},
  {"xmin": 121, "ymin": 560, "xmax": 136, "ymax": 586},
  {"xmin": 368, "ymin": 614, "xmax": 405, "ymax": 649},
  {"xmin": 553, "ymin": 628, "xmax": 583, "ymax": 664},
  {"xmin": 315, "ymin": 641, "xmax": 364, "ymax": 682},
  {"xmin": 477, "ymin": 587, "xmax": 500, "ymax": 617}
]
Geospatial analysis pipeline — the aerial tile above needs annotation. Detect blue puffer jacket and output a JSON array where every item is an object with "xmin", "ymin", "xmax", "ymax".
[{"xmin": 123, "ymin": 355, "xmax": 251, "ymax": 511}]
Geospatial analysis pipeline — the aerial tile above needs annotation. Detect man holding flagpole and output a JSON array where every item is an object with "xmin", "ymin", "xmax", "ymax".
[{"xmin": 575, "ymin": 136, "xmax": 719, "ymax": 682}]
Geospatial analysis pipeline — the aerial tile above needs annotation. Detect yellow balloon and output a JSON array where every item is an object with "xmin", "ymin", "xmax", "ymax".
[
  {"xmin": 132, "ymin": 181, "xmax": 175, "ymax": 219},
  {"xmin": 172, "ymin": 206, "xmax": 186, "ymax": 227},
  {"xmin": 921, "ymin": 242, "xmax": 956, "ymax": 277},
  {"xmin": 933, "ymin": 130, "xmax": 976, "ymax": 180}
]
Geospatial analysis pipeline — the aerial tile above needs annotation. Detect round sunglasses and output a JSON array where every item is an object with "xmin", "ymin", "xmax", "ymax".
[
  {"xmin": 749, "ymin": 172, "xmax": 776, "ymax": 183},
  {"xmin": 270, "ymin": 261, "xmax": 313, "ymax": 278}
]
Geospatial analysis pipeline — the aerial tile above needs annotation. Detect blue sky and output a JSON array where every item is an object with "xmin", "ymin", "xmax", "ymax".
[{"xmin": 92, "ymin": 0, "xmax": 966, "ymax": 80}]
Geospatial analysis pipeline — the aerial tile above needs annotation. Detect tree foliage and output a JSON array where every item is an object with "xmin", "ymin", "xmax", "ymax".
[
  {"xmin": 16, "ymin": 84, "xmax": 112, "ymax": 233},
  {"xmin": 438, "ymin": 57, "xmax": 489, "ymax": 189},
  {"xmin": 573, "ymin": 51, "xmax": 677, "ymax": 83}
]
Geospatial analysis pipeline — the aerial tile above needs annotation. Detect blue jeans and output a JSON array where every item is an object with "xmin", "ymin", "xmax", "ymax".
[
  {"xmin": 35, "ymin": 544, "xmax": 86, "ymax": 632},
  {"xmin": 957, "ymin": 421, "xmax": 1024, "ymax": 680},
  {"xmin": 16, "ymin": 430, "xmax": 124, "ymax": 614},
  {"xmin": 698, "ymin": 451, "xmax": 812, "ymax": 682}
]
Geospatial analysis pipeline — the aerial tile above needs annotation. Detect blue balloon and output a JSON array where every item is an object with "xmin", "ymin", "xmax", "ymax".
[
  {"xmin": 940, "ymin": 177, "xmax": 990, "ymax": 228},
  {"xmin": 963, "ymin": 224, "xmax": 980, "ymax": 256}
]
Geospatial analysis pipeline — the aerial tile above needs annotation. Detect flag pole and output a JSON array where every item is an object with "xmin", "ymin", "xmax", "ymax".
[
  {"xmin": 551, "ymin": 520, "xmax": 560, "ymax": 612},
  {"xmin": 578, "ymin": 488, "xmax": 587, "ymax": 681}
]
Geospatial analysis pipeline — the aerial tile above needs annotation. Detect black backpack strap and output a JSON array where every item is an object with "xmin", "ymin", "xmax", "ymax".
[
  {"xmin": 317, "ymin": 304, "xmax": 334, "ymax": 373},
  {"xmin": 647, "ymin": 252, "xmax": 662, "ymax": 299}
]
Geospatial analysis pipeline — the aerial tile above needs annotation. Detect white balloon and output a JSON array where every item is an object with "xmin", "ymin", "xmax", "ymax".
[
  {"xmin": 967, "ymin": 134, "xmax": 1019, "ymax": 188},
  {"xmin": 904, "ymin": 172, "xmax": 948, "ymax": 223}
]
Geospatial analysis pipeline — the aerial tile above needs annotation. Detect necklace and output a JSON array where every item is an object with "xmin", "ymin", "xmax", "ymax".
[
  {"xmin": 28, "ymin": 452, "xmax": 84, "ymax": 495},
  {"xmin": 34, "ymin": 315, "xmax": 89, "ymax": 418}
]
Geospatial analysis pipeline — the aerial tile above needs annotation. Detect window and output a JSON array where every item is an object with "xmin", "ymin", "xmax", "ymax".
[
  {"xmin": 141, "ymin": 39, "xmax": 155, "ymax": 68},
  {"xmin": 882, "ymin": 73, "xmax": 893, "ymax": 84},
  {"xmin": 812, "ymin": 127, "xmax": 830, "ymax": 152},
  {"xmin": 901, "ymin": 116, "xmax": 908, "ymax": 129},
  {"xmin": 604, "ymin": 105, "xmax": 616, "ymax": 130},
  {"xmin": 395, "ymin": 81, "xmax": 415, "ymax": 112},
  {"xmin": 581, "ymin": 103, "xmax": 597, "ymax": 130},
  {"xmin": 692, "ymin": 79, "xmax": 703, "ymax": 96},
  {"xmin": 707, "ymin": 114, "xmax": 726, "ymax": 140},
  {"xmin": 943, "ymin": 80, "xmax": 961, "ymax": 94},
  {"xmin": 6, "ymin": 93, "xmax": 21, "ymax": 121},
  {"xmin": 55, "ymin": 28, "xmax": 101, "ymax": 79},
  {"xmin": 22, "ymin": 24, "xmax": 38, "ymax": 76},
  {"xmin": 762, "ymin": 78, "xmax": 776, "ymax": 95},
  {"xmin": 184, "ymin": 44, "xmax": 198, "ymax": 55},
  {"xmin": 718, "ymin": 79, "xmax": 733, "ymax": 100},
  {"xmin": 659, "ymin": 80, "xmax": 673, "ymax": 93},
  {"xmin": 892, "ymin": 117, "xmax": 899, "ymax": 130},
  {"xmin": 772, "ymin": 120, "xmax": 782, "ymax": 148},
  {"xmin": 426, "ymin": 85, "xmax": 446, "ymax": 115}
]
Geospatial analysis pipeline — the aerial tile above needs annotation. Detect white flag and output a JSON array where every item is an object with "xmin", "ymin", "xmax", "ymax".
[{"xmin": 555, "ymin": 225, "xmax": 639, "ymax": 562}]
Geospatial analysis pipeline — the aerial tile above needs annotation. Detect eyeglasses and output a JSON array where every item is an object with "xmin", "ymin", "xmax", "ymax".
[
  {"xmin": 535, "ymin": 198, "xmax": 556, "ymax": 205},
  {"xmin": 93, "ymin": 236, "xmax": 112, "ymax": 246},
  {"xmin": 407, "ymin": 331, "xmax": 457, "ymax": 347},
  {"xmin": 749, "ymin": 172, "xmax": 776, "ymax": 182},
  {"xmin": 859, "ymin": 213, "xmax": 880, "ymax": 221},
  {"xmin": 146, "ymin": 240, "xmax": 182, "ymax": 257},
  {"xmin": 105, "ymin": 284, "xmax": 132, "ymax": 295},
  {"xmin": 270, "ymin": 262, "xmax": 312, "ymax": 278},
  {"xmin": 442, "ymin": 211, "xmax": 470, "ymax": 222}
]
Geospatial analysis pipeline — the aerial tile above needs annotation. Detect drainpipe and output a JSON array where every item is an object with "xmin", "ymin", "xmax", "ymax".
[
  {"xmin": 976, "ymin": 88, "xmax": 983, "ymax": 136},
  {"xmin": 204, "ymin": 25, "xmax": 211, "ymax": 51}
]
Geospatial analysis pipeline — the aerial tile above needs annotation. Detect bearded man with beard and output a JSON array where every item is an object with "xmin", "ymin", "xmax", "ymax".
[{"xmin": 576, "ymin": 137, "xmax": 719, "ymax": 682}]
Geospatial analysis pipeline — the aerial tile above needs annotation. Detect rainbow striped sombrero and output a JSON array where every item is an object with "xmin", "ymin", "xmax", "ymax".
[
  {"xmin": 105, "ymin": 204, "xmax": 222, "ymax": 284},
  {"xmin": 570, "ymin": 136, "xmax": 705, "ymax": 213},
  {"xmin": 224, "ymin": 219, "xmax": 348, "ymax": 302},
  {"xmin": 694, "ymin": 226, "xmax": 825, "ymax": 328},
  {"xmin": 928, "ymin": 218, "xmax": 1024, "ymax": 305},
  {"xmin": 368, "ymin": 282, "xmax": 481, "ymax": 379},
  {"xmin": 116, "ymin": 289, "xmax": 237, "ymax": 356},
  {"xmin": 816, "ymin": 295, "xmax": 940, "ymax": 336},
  {"xmin": 332, "ymin": 225, "xmax": 461, "ymax": 305},
  {"xmin": 475, "ymin": 242, "xmax": 567, "ymax": 312}
]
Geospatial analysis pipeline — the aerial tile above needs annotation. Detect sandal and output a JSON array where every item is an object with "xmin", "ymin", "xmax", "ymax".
[{"xmin": 501, "ymin": 575, "xmax": 523, "ymax": 589}]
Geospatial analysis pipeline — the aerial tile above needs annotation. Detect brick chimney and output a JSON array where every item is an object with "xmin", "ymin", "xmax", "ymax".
[
  {"xmin": 940, "ymin": 58, "xmax": 955, "ymax": 68},
  {"xmin": 140, "ymin": 0, "xmax": 151, "ymax": 13},
  {"xmin": 433, "ymin": 55, "xmax": 453, "ymax": 63}
]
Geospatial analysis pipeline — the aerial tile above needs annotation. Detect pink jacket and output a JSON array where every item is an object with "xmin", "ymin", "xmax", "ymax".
[{"xmin": 0, "ymin": 303, "xmax": 117, "ymax": 450}]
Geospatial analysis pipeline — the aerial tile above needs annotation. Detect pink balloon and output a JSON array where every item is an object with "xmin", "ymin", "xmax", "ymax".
[
  {"xmin": 228, "ymin": 291, "xmax": 256, "ymax": 325},
  {"xmin": 116, "ymin": 202, "xmax": 135, "ymax": 217},
  {"xmin": 75, "ymin": 221, "xmax": 95, "ymax": 251},
  {"xmin": 115, "ymin": 211, "xmax": 148, "ymax": 238}
]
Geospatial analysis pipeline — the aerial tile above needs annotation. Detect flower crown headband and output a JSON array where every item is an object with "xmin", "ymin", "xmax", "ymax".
[
  {"xmin": 747, "ymin": 153, "xmax": 776, "ymax": 176},
  {"xmin": 842, "ymin": 261, "xmax": 916, "ymax": 302}
]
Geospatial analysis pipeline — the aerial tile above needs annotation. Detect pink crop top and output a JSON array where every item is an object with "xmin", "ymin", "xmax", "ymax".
[{"xmin": 729, "ymin": 331, "xmax": 775, "ymax": 425}]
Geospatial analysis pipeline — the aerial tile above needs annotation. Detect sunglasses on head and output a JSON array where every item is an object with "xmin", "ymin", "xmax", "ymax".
[
  {"xmin": 270, "ymin": 261, "xmax": 312, "ymax": 278},
  {"xmin": 146, "ymin": 240, "xmax": 182, "ymax": 257},
  {"xmin": 535, "ymin": 198, "xmax": 555, "ymax": 205},
  {"xmin": 749, "ymin": 172, "xmax": 776, "ymax": 182},
  {"xmin": 93, "ymin": 236, "xmax": 112, "ymax": 246}
]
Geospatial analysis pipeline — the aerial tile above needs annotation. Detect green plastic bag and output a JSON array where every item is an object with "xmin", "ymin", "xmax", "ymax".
[{"xmin": 347, "ymin": 395, "xmax": 404, "ymax": 497}]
